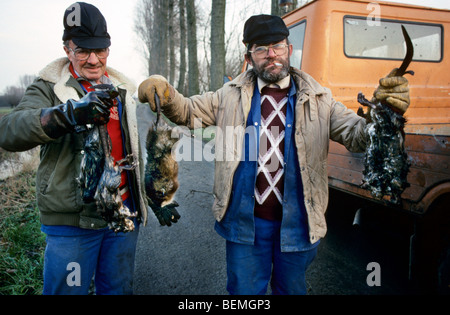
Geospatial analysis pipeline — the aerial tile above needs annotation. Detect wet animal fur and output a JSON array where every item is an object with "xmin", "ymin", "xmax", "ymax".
[
  {"xmin": 77, "ymin": 127, "xmax": 104, "ymax": 202},
  {"xmin": 144, "ymin": 99, "xmax": 179, "ymax": 208},
  {"xmin": 357, "ymin": 93, "xmax": 410, "ymax": 204}
]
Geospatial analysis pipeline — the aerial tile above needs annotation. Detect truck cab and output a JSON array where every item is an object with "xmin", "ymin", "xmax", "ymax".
[{"xmin": 281, "ymin": 0, "xmax": 449, "ymax": 292}]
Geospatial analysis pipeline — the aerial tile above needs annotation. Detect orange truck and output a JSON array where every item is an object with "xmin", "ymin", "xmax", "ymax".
[{"xmin": 279, "ymin": 0, "xmax": 449, "ymax": 291}]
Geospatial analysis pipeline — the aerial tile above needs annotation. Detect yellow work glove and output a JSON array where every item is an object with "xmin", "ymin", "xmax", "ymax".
[
  {"xmin": 138, "ymin": 75, "xmax": 174, "ymax": 111},
  {"xmin": 373, "ymin": 69, "xmax": 409, "ymax": 114},
  {"xmin": 373, "ymin": 68, "xmax": 410, "ymax": 114}
]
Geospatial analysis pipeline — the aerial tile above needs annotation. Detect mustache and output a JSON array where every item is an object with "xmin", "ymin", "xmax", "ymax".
[
  {"xmin": 262, "ymin": 59, "xmax": 286, "ymax": 68},
  {"xmin": 83, "ymin": 64, "xmax": 102, "ymax": 69},
  {"xmin": 263, "ymin": 59, "xmax": 277, "ymax": 66}
]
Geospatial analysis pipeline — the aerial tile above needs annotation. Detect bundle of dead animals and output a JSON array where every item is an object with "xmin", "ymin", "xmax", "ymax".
[
  {"xmin": 77, "ymin": 84, "xmax": 138, "ymax": 233},
  {"xmin": 357, "ymin": 25, "xmax": 413, "ymax": 205}
]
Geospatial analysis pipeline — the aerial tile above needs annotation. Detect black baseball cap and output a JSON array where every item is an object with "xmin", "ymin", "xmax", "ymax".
[
  {"xmin": 243, "ymin": 14, "xmax": 289, "ymax": 46},
  {"xmin": 62, "ymin": 2, "xmax": 111, "ymax": 49}
]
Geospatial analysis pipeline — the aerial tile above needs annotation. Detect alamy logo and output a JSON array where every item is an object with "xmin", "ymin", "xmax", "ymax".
[
  {"xmin": 366, "ymin": 262, "xmax": 381, "ymax": 287},
  {"xmin": 168, "ymin": 118, "xmax": 287, "ymax": 172},
  {"xmin": 66, "ymin": 3, "xmax": 81, "ymax": 27},
  {"xmin": 66, "ymin": 262, "xmax": 81, "ymax": 287},
  {"xmin": 366, "ymin": 2, "xmax": 381, "ymax": 27}
]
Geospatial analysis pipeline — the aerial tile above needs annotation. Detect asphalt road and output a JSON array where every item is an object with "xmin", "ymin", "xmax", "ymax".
[{"xmin": 133, "ymin": 104, "xmax": 423, "ymax": 295}]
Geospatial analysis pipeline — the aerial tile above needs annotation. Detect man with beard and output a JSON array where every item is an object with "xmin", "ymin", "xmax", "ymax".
[{"xmin": 138, "ymin": 15, "xmax": 410, "ymax": 294}]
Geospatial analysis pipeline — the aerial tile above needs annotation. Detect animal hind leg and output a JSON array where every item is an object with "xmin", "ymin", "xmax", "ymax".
[{"xmin": 357, "ymin": 92, "xmax": 377, "ymax": 109}]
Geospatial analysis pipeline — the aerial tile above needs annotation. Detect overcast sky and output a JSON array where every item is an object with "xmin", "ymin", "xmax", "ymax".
[{"xmin": 0, "ymin": 0, "xmax": 449, "ymax": 94}]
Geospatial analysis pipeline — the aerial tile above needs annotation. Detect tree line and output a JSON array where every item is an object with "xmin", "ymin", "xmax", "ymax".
[
  {"xmin": 0, "ymin": 75, "xmax": 36, "ymax": 108},
  {"xmin": 134, "ymin": 0, "xmax": 287, "ymax": 96}
]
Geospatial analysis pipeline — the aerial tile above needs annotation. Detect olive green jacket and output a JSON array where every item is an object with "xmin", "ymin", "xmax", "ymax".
[{"xmin": 0, "ymin": 57, "xmax": 148, "ymax": 229}]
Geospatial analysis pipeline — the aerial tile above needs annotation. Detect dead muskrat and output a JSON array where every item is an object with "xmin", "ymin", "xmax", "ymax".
[
  {"xmin": 144, "ymin": 94, "xmax": 181, "ymax": 226},
  {"xmin": 357, "ymin": 25, "xmax": 413, "ymax": 204}
]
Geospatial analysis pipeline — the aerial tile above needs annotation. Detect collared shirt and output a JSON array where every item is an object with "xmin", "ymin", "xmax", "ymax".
[
  {"xmin": 257, "ymin": 75, "xmax": 291, "ymax": 93},
  {"xmin": 215, "ymin": 75, "xmax": 319, "ymax": 252}
]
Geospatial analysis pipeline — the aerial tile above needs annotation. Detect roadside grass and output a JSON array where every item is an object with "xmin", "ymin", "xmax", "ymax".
[
  {"xmin": 0, "ymin": 107, "xmax": 12, "ymax": 115},
  {"xmin": 0, "ymin": 167, "xmax": 44, "ymax": 295},
  {"xmin": 1, "ymin": 108, "xmax": 44, "ymax": 294}
]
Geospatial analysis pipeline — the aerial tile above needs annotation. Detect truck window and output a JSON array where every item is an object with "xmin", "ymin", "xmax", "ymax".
[
  {"xmin": 288, "ymin": 20, "xmax": 306, "ymax": 69},
  {"xmin": 344, "ymin": 17, "xmax": 442, "ymax": 62}
]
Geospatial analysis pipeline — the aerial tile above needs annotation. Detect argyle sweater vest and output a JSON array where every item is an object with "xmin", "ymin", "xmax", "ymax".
[{"xmin": 254, "ymin": 85, "xmax": 289, "ymax": 221}]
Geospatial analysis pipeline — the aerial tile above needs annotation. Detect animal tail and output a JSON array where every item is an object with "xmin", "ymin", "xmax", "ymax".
[
  {"xmin": 396, "ymin": 25, "xmax": 415, "ymax": 77},
  {"xmin": 154, "ymin": 93, "xmax": 161, "ymax": 127}
]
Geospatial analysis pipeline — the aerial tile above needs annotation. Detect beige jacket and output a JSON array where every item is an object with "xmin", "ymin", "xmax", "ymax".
[{"xmin": 162, "ymin": 68, "xmax": 366, "ymax": 243}]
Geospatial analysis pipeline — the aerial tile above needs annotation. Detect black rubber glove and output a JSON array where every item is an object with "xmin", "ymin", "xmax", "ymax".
[
  {"xmin": 148, "ymin": 199, "xmax": 181, "ymax": 227},
  {"xmin": 40, "ymin": 91, "xmax": 114, "ymax": 139}
]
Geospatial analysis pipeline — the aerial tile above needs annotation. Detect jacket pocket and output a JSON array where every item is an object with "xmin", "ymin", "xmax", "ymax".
[
  {"xmin": 36, "ymin": 137, "xmax": 83, "ymax": 214},
  {"xmin": 37, "ymin": 144, "xmax": 59, "ymax": 195}
]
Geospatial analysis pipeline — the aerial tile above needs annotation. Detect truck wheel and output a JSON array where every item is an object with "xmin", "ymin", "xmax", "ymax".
[
  {"xmin": 413, "ymin": 194, "xmax": 450, "ymax": 293},
  {"xmin": 437, "ymin": 240, "xmax": 450, "ymax": 294}
]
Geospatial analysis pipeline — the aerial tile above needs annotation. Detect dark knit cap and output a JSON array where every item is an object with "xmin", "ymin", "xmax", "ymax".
[
  {"xmin": 62, "ymin": 2, "xmax": 111, "ymax": 49},
  {"xmin": 243, "ymin": 14, "xmax": 289, "ymax": 46}
]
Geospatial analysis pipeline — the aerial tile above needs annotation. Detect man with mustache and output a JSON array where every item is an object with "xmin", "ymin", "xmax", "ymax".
[
  {"xmin": 0, "ymin": 2, "xmax": 149, "ymax": 294},
  {"xmin": 138, "ymin": 14, "xmax": 410, "ymax": 294}
]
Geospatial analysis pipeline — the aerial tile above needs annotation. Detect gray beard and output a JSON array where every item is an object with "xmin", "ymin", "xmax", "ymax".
[{"xmin": 251, "ymin": 58, "xmax": 290, "ymax": 84}]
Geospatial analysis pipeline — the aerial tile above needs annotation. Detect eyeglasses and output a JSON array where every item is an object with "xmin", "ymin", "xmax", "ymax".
[
  {"xmin": 69, "ymin": 47, "xmax": 110, "ymax": 61},
  {"xmin": 248, "ymin": 43, "xmax": 289, "ymax": 57}
]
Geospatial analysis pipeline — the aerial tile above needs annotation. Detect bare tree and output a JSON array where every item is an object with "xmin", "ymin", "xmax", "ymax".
[
  {"xmin": 158, "ymin": 0, "xmax": 169, "ymax": 78},
  {"xmin": 177, "ymin": 0, "xmax": 187, "ymax": 94},
  {"xmin": 168, "ymin": 0, "xmax": 176, "ymax": 85},
  {"xmin": 210, "ymin": 0, "xmax": 226, "ymax": 91},
  {"xmin": 134, "ymin": 0, "xmax": 154, "ymax": 76},
  {"xmin": 3, "ymin": 86, "xmax": 24, "ymax": 107},
  {"xmin": 271, "ymin": 0, "xmax": 282, "ymax": 16},
  {"xmin": 186, "ymin": 0, "xmax": 200, "ymax": 96},
  {"xmin": 134, "ymin": 0, "xmax": 169, "ymax": 77},
  {"xmin": 19, "ymin": 75, "xmax": 37, "ymax": 90},
  {"xmin": 1, "ymin": 74, "xmax": 37, "ymax": 107}
]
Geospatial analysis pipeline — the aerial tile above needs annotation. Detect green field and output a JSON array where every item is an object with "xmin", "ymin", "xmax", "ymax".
[{"xmin": 0, "ymin": 107, "xmax": 12, "ymax": 117}]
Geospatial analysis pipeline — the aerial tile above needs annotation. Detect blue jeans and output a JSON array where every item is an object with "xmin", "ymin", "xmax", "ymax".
[
  {"xmin": 226, "ymin": 217, "xmax": 317, "ymax": 295},
  {"xmin": 42, "ymin": 201, "xmax": 139, "ymax": 295}
]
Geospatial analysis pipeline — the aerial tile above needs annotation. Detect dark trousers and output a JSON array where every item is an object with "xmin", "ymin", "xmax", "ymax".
[{"xmin": 226, "ymin": 217, "xmax": 317, "ymax": 295}]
